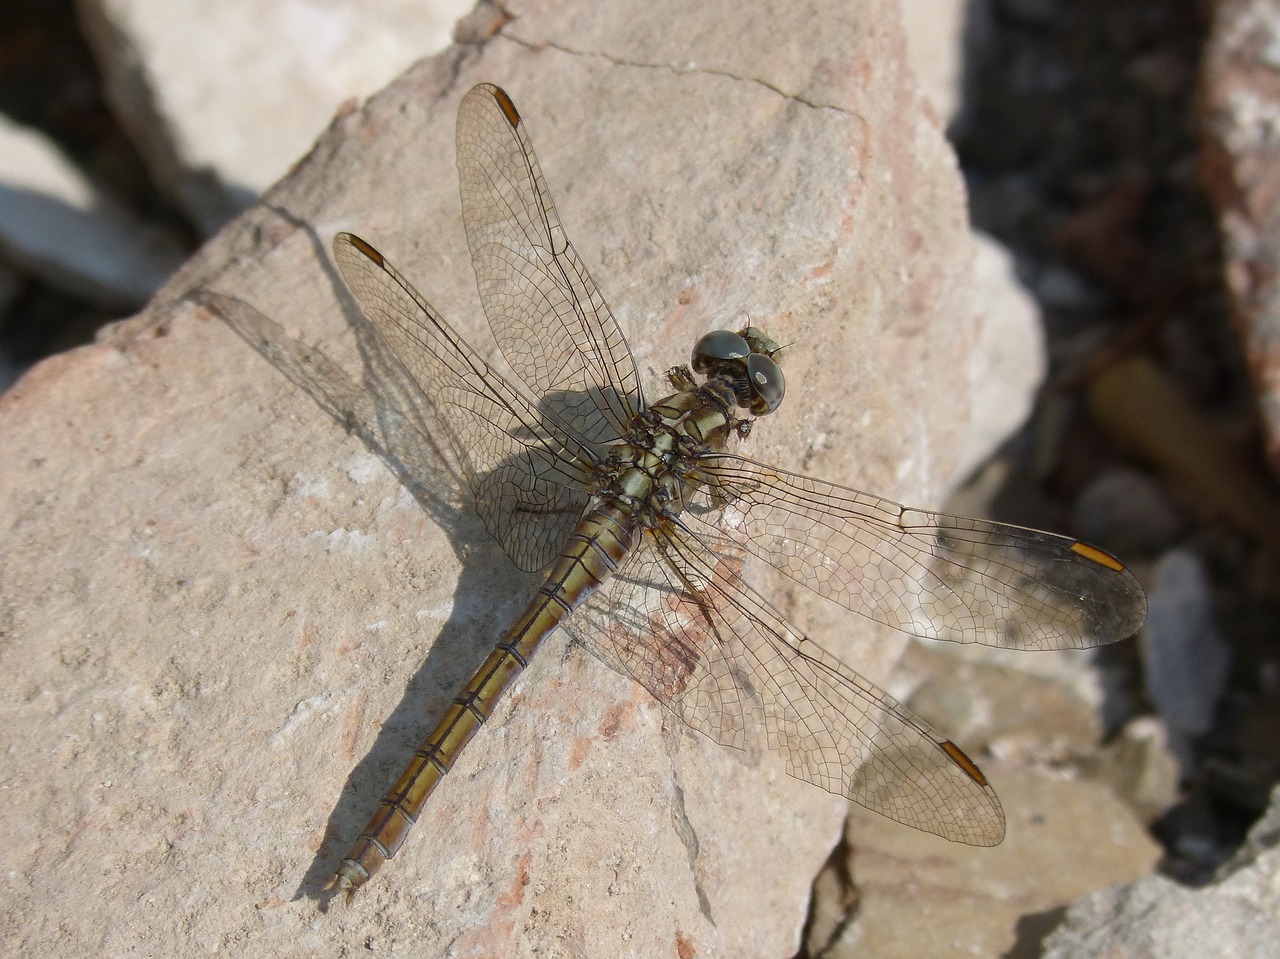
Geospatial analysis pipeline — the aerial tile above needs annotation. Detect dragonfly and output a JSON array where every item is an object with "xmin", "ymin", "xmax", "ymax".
[{"xmin": 325, "ymin": 83, "xmax": 1146, "ymax": 895}]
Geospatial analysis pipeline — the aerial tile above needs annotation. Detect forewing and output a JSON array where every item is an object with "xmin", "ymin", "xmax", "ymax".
[
  {"xmin": 686, "ymin": 453, "xmax": 1147, "ymax": 649},
  {"xmin": 567, "ymin": 522, "xmax": 1004, "ymax": 845},
  {"xmin": 333, "ymin": 233, "xmax": 595, "ymax": 572},
  {"xmin": 457, "ymin": 83, "xmax": 644, "ymax": 444}
]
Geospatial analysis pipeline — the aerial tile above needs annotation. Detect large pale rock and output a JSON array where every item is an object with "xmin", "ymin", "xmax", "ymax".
[
  {"xmin": 75, "ymin": 0, "xmax": 475, "ymax": 233},
  {"xmin": 1201, "ymin": 0, "xmax": 1280, "ymax": 476},
  {"xmin": 0, "ymin": 1, "xmax": 1045, "ymax": 956},
  {"xmin": 1041, "ymin": 785, "xmax": 1280, "ymax": 959}
]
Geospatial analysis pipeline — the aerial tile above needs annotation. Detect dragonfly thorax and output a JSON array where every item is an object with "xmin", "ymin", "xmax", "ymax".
[{"xmin": 593, "ymin": 369, "xmax": 760, "ymax": 529}]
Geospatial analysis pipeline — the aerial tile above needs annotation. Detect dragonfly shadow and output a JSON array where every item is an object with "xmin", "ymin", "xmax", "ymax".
[{"xmin": 194, "ymin": 209, "xmax": 609, "ymax": 901}]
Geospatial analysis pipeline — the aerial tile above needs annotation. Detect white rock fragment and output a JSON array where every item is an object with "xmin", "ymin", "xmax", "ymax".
[
  {"xmin": 77, "ymin": 0, "xmax": 477, "ymax": 233},
  {"xmin": 950, "ymin": 232, "xmax": 1047, "ymax": 489},
  {"xmin": 0, "ymin": 113, "xmax": 186, "ymax": 308}
]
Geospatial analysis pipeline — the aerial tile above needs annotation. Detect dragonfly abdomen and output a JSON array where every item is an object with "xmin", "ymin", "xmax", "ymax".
[{"xmin": 329, "ymin": 504, "xmax": 640, "ymax": 894}]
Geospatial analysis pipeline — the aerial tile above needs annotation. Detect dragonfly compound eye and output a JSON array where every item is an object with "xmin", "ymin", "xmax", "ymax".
[
  {"xmin": 746, "ymin": 353, "xmax": 785, "ymax": 414},
  {"xmin": 691, "ymin": 330, "xmax": 751, "ymax": 373}
]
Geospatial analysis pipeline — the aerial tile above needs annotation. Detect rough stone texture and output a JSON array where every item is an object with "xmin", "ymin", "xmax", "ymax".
[
  {"xmin": 1201, "ymin": 0, "xmax": 1280, "ymax": 476},
  {"xmin": 0, "ymin": 112, "xmax": 186, "ymax": 308},
  {"xmin": 75, "ymin": 0, "xmax": 475, "ymax": 233},
  {"xmin": 0, "ymin": 2, "xmax": 1048, "ymax": 956},
  {"xmin": 1041, "ymin": 785, "xmax": 1280, "ymax": 959}
]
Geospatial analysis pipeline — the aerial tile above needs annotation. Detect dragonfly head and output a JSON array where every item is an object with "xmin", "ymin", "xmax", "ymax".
[{"xmin": 691, "ymin": 327, "xmax": 786, "ymax": 416}]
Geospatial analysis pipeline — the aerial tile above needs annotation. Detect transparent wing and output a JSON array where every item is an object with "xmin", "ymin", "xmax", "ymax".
[
  {"xmin": 686, "ymin": 453, "xmax": 1147, "ymax": 649},
  {"xmin": 567, "ymin": 521, "xmax": 1005, "ymax": 845},
  {"xmin": 457, "ymin": 83, "xmax": 645, "ymax": 444},
  {"xmin": 333, "ymin": 233, "xmax": 595, "ymax": 572}
]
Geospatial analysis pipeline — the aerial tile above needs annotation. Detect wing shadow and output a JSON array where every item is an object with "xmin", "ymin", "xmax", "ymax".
[{"xmin": 194, "ymin": 207, "xmax": 605, "ymax": 900}]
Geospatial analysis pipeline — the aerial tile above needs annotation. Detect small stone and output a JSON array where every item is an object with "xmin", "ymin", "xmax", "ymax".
[
  {"xmin": 1031, "ymin": 262, "xmax": 1109, "ymax": 312},
  {"xmin": 1093, "ymin": 715, "xmax": 1182, "ymax": 821},
  {"xmin": 1141, "ymin": 549, "xmax": 1231, "ymax": 750},
  {"xmin": 1074, "ymin": 465, "xmax": 1187, "ymax": 554}
]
